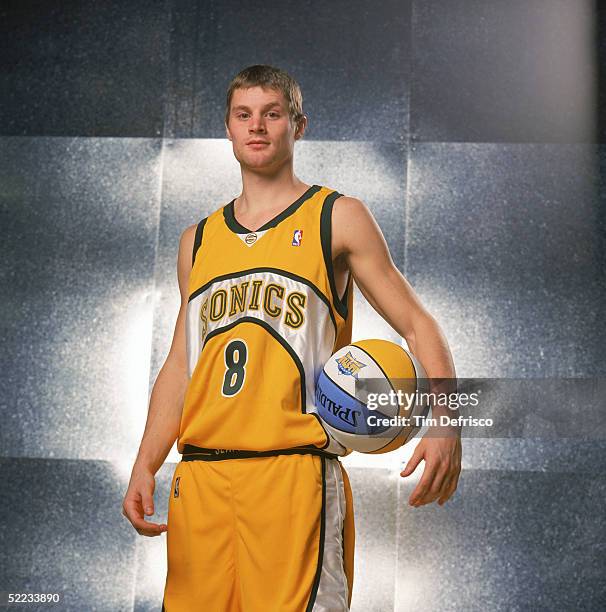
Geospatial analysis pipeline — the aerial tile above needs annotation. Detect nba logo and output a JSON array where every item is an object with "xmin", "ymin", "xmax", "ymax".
[
  {"xmin": 174, "ymin": 476, "xmax": 180, "ymax": 498},
  {"xmin": 291, "ymin": 229, "xmax": 303, "ymax": 246}
]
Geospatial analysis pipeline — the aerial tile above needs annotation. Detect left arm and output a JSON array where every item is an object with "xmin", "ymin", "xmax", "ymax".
[{"xmin": 333, "ymin": 196, "xmax": 462, "ymax": 507}]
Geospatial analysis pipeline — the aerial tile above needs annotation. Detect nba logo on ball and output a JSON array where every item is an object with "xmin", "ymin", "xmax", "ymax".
[{"xmin": 314, "ymin": 339, "xmax": 430, "ymax": 454}]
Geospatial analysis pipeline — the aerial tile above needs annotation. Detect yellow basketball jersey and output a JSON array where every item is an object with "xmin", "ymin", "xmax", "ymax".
[{"xmin": 178, "ymin": 184, "xmax": 353, "ymax": 456}]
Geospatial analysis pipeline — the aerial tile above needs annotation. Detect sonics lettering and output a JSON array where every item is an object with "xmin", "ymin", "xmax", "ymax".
[{"xmin": 199, "ymin": 278, "xmax": 307, "ymax": 338}]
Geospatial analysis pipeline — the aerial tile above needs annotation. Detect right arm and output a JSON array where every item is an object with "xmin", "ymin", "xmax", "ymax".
[{"xmin": 121, "ymin": 223, "xmax": 197, "ymax": 536}]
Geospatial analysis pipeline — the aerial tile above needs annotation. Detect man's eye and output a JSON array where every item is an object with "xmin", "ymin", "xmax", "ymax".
[
  {"xmin": 267, "ymin": 112, "xmax": 280, "ymax": 118},
  {"xmin": 237, "ymin": 113, "xmax": 249, "ymax": 119}
]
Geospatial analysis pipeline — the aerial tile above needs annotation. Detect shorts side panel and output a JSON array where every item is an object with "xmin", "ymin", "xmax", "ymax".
[
  {"xmin": 311, "ymin": 457, "xmax": 351, "ymax": 612},
  {"xmin": 340, "ymin": 462, "xmax": 355, "ymax": 608}
]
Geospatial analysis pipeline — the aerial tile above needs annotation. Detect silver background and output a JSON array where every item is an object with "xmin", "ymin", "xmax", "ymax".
[{"xmin": 1, "ymin": 0, "xmax": 604, "ymax": 610}]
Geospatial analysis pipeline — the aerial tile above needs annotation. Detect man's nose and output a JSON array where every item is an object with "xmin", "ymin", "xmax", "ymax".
[{"xmin": 249, "ymin": 114, "xmax": 266, "ymax": 132}]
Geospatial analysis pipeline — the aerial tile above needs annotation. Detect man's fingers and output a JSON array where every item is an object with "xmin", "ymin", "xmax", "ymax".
[
  {"xmin": 438, "ymin": 474, "xmax": 458, "ymax": 505},
  {"xmin": 135, "ymin": 521, "xmax": 168, "ymax": 537},
  {"xmin": 408, "ymin": 461, "xmax": 440, "ymax": 506},
  {"xmin": 126, "ymin": 504, "xmax": 167, "ymax": 535},
  {"xmin": 427, "ymin": 464, "xmax": 453, "ymax": 501},
  {"xmin": 438, "ymin": 467, "xmax": 462, "ymax": 505},
  {"xmin": 123, "ymin": 497, "xmax": 143, "ymax": 520},
  {"xmin": 413, "ymin": 469, "xmax": 447, "ymax": 506},
  {"xmin": 122, "ymin": 469, "xmax": 162, "ymax": 535},
  {"xmin": 141, "ymin": 492, "xmax": 155, "ymax": 516},
  {"xmin": 122, "ymin": 496, "xmax": 166, "ymax": 535},
  {"xmin": 400, "ymin": 446, "xmax": 423, "ymax": 477},
  {"xmin": 402, "ymin": 435, "xmax": 463, "ymax": 508},
  {"xmin": 436, "ymin": 473, "xmax": 455, "ymax": 505}
]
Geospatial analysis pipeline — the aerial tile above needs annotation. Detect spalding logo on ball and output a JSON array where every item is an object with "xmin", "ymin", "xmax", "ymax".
[{"xmin": 315, "ymin": 339, "xmax": 430, "ymax": 454}]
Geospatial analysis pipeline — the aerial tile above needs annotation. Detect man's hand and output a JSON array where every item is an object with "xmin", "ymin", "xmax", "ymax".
[
  {"xmin": 122, "ymin": 467, "xmax": 168, "ymax": 536},
  {"xmin": 400, "ymin": 434, "xmax": 462, "ymax": 507}
]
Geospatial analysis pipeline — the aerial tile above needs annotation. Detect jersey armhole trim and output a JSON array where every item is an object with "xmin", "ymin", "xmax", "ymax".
[
  {"xmin": 192, "ymin": 217, "xmax": 208, "ymax": 267},
  {"xmin": 320, "ymin": 191, "xmax": 349, "ymax": 320}
]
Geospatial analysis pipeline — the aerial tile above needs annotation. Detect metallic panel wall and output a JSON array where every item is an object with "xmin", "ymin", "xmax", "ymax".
[{"xmin": 1, "ymin": 0, "xmax": 604, "ymax": 610}]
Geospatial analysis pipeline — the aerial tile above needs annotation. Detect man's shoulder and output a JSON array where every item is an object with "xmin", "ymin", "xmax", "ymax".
[
  {"xmin": 332, "ymin": 194, "xmax": 368, "ymax": 221},
  {"xmin": 329, "ymin": 194, "xmax": 371, "ymax": 256},
  {"xmin": 178, "ymin": 223, "xmax": 198, "ymax": 257}
]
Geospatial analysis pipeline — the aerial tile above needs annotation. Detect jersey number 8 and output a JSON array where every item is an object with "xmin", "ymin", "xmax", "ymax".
[{"xmin": 222, "ymin": 339, "xmax": 248, "ymax": 397}]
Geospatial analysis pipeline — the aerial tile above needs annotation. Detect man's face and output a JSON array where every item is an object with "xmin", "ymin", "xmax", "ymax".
[{"xmin": 225, "ymin": 86, "xmax": 304, "ymax": 173}]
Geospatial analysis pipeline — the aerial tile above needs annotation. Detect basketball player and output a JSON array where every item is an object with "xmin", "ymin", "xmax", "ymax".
[{"xmin": 122, "ymin": 65, "xmax": 461, "ymax": 611}]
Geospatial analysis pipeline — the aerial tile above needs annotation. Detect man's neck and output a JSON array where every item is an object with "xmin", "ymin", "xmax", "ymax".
[{"xmin": 236, "ymin": 170, "xmax": 310, "ymax": 216}]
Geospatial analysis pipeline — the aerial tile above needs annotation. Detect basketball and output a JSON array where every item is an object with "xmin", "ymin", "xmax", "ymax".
[{"xmin": 314, "ymin": 339, "xmax": 430, "ymax": 454}]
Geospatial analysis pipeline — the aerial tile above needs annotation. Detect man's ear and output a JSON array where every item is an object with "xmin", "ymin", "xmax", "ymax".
[
  {"xmin": 295, "ymin": 115, "xmax": 308, "ymax": 140},
  {"xmin": 225, "ymin": 121, "xmax": 232, "ymax": 141}
]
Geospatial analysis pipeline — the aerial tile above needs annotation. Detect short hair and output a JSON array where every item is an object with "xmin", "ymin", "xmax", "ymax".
[{"xmin": 224, "ymin": 64, "xmax": 304, "ymax": 127}]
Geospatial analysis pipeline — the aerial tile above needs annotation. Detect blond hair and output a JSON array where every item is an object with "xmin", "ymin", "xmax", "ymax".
[{"xmin": 224, "ymin": 64, "xmax": 304, "ymax": 127}]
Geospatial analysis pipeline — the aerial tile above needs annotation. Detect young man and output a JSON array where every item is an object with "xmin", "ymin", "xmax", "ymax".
[{"xmin": 122, "ymin": 65, "xmax": 461, "ymax": 611}]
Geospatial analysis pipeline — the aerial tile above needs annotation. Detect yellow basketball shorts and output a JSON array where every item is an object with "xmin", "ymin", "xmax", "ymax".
[{"xmin": 161, "ymin": 448, "xmax": 355, "ymax": 611}]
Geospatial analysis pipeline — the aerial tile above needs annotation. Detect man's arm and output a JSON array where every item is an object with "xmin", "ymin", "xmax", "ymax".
[
  {"xmin": 333, "ymin": 196, "xmax": 462, "ymax": 507},
  {"xmin": 121, "ymin": 224, "xmax": 196, "ymax": 536}
]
